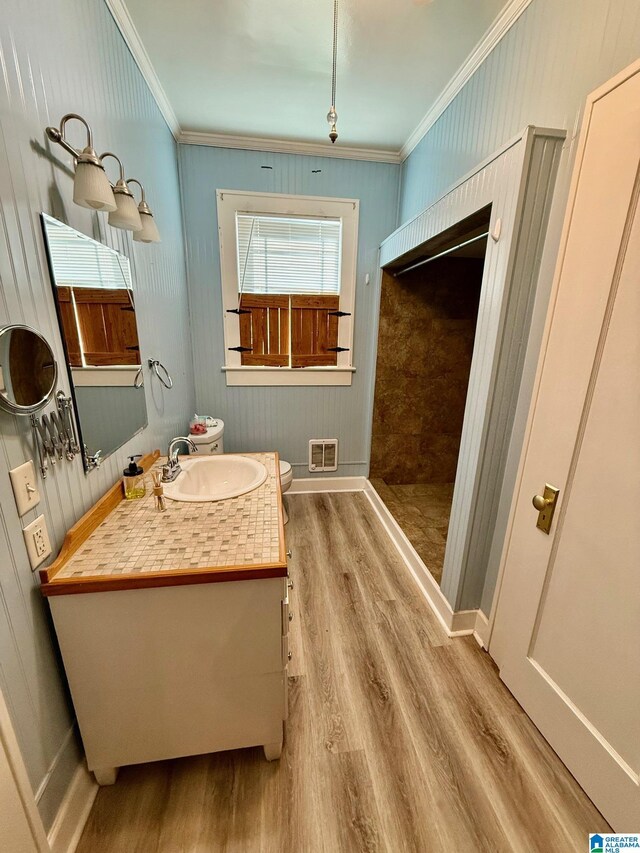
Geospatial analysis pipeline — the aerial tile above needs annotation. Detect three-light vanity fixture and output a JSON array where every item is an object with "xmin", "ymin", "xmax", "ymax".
[{"xmin": 45, "ymin": 113, "xmax": 160, "ymax": 243}]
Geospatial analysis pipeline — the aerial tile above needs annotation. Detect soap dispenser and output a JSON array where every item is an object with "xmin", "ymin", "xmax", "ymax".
[{"xmin": 123, "ymin": 455, "xmax": 146, "ymax": 500}]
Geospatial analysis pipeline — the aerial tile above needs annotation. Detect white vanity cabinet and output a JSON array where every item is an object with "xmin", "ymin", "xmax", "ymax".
[
  {"xmin": 49, "ymin": 575, "xmax": 289, "ymax": 783},
  {"xmin": 40, "ymin": 451, "xmax": 290, "ymax": 785}
]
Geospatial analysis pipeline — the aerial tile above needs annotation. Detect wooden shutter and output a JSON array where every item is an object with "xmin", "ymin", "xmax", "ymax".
[
  {"xmin": 238, "ymin": 294, "xmax": 289, "ymax": 366},
  {"xmin": 55, "ymin": 286, "xmax": 82, "ymax": 366},
  {"xmin": 290, "ymin": 295, "xmax": 339, "ymax": 367},
  {"xmin": 72, "ymin": 287, "xmax": 140, "ymax": 366}
]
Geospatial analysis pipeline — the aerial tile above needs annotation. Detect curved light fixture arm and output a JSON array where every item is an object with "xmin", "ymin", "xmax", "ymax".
[
  {"xmin": 100, "ymin": 151, "xmax": 125, "ymax": 184},
  {"xmin": 126, "ymin": 178, "xmax": 145, "ymax": 202},
  {"xmin": 46, "ymin": 113, "xmax": 101, "ymax": 166},
  {"xmin": 126, "ymin": 178, "xmax": 152, "ymax": 215}
]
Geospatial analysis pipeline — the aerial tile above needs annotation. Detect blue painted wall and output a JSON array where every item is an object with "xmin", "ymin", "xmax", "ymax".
[
  {"xmin": 178, "ymin": 145, "xmax": 400, "ymax": 477},
  {"xmin": 0, "ymin": 0, "xmax": 193, "ymax": 828},
  {"xmin": 400, "ymin": 0, "xmax": 640, "ymax": 223}
]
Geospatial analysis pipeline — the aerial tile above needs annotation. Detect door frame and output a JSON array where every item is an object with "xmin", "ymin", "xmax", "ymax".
[
  {"xmin": 375, "ymin": 126, "xmax": 565, "ymax": 615},
  {"xmin": 0, "ymin": 685, "xmax": 49, "ymax": 852}
]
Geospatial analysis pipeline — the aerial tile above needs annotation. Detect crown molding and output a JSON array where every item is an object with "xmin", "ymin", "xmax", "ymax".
[
  {"xmin": 178, "ymin": 130, "xmax": 401, "ymax": 164},
  {"xmin": 105, "ymin": 0, "xmax": 532, "ymax": 166},
  {"xmin": 399, "ymin": 0, "xmax": 535, "ymax": 161},
  {"xmin": 104, "ymin": 0, "xmax": 181, "ymax": 139}
]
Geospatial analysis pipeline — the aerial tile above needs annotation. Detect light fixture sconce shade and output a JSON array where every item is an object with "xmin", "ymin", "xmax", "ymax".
[
  {"xmin": 73, "ymin": 160, "xmax": 117, "ymax": 211},
  {"xmin": 101, "ymin": 154, "xmax": 143, "ymax": 231},
  {"xmin": 127, "ymin": 178, "xmax": 161, "ymax": 243},
  {"xmin": 109, "ymin": 189, "xmax": 143, "ymax": 231},
  {"xmin": 133, "ymin": 210, "xmax": 161, "ymax": 243},
  {"xmin": 46, "ymin": 114, "xmax": 116, "ymax": 211}
]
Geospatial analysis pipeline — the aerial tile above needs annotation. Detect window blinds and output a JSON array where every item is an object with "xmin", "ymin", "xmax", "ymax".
[
  {"xmin": 236, "ymin": 213, "xmax": 342, "ymax": 295},
  {"xmin": 45, "ymin": 220, "xmax": 132, "ymax": 290}
]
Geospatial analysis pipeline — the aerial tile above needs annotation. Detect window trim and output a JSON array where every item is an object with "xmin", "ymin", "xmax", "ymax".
[{"xmin": 216, "ymin": 189, "xmax": 359, "ymax": 386}]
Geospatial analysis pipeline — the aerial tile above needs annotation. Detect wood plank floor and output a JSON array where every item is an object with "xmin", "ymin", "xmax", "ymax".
[{"xmin": 76, "ymin": 492, "xmax": 608, "ymax": 853}]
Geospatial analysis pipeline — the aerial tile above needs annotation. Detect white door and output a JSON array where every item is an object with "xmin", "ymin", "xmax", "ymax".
[{"xmin": 490, "ymin": 60, "xmax": 640, "ymax": 830}]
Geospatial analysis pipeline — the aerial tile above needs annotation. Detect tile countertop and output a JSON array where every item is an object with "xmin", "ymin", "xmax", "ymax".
[{"xmin": 41, "ymin": 452, "xmax": 287, "ymax": 595}]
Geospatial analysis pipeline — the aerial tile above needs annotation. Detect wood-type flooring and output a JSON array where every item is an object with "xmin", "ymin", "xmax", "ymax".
[{"xmin": 77, "ymin": 492, "xmax": 608, "ymax": 852}]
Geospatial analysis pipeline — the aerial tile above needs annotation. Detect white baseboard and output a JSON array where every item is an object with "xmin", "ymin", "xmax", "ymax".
[
  {"xmin": 473, "ymin": 610, "xmax": 491, "ymax": 649},
  {"xmin": 289, "ymin": 476, "xmax": 368, "ymax": 494},
  {"xmin": 47, "ymin": 761, "xmax": 98, "ymax": 853},
  {"xmin": 364, "ymin": 480, "xmax": 481, "ymax": 639}
]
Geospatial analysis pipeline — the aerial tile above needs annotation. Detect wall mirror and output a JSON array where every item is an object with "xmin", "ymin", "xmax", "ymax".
[
  {"xmin": 41, "ymin": 214, "xmax": 148, "ymax": 471},
  {"xmin": 0, "ymin": 325, "xmax": 58, "ymax": 415}
]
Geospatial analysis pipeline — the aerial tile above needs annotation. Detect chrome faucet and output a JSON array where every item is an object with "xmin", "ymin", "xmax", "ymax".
[{"xmin": 162, "ymin": 436, "xmax": 197, "ymax": 482}]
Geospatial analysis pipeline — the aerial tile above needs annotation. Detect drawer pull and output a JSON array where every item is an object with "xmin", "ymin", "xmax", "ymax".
[
  {"xmin": 288, "ymin": 612, "xmax": 294, "ymax": 622},
  {"xmin": 288, "ymin": 580, "xmax": 294, "ymax": 590},
  {"xmin": 288, "ymin": 651, "xmax": 292, "ymax": 661},
  {"xmin": 286, "ymin": 549, "xmax": 292, "ymax": 558}
]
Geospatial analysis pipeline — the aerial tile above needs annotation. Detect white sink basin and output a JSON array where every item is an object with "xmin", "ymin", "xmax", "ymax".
[{"xmin": 163, "ymin": 455, "xmax": 268, "ymax": 502}]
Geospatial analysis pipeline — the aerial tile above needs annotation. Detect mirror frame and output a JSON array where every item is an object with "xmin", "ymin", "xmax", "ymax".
[{"xmin": 0, "ymin": 324, "xmax": 59, "ymax": 415}]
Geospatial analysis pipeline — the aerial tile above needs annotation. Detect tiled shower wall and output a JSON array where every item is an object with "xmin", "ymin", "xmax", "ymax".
[
  {"xmin": 0, "ymin": 0, "xmax": 193, "ymax": 829},
  {"xmin": 370, "ymin": 260, "xmax": 483, "ymax": 484}
]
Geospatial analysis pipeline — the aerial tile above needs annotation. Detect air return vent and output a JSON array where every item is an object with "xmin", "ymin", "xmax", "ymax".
[{"xmin": 308, "ymin": 439, "xmax": 338, "ymax": 472}]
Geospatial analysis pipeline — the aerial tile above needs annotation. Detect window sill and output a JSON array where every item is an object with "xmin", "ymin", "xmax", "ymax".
[
  {"xmin": 221, "ymin": 366, "xmax": 356, "ymax": 387},
  {"xmin": 71, "ymin": 366, "xmax": 140, "ymax": 387}
]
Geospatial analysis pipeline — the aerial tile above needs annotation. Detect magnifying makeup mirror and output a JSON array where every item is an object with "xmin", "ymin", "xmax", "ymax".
[{"xmin": 0, "ymin": 324, "xmax": 58, "ymax": 416}]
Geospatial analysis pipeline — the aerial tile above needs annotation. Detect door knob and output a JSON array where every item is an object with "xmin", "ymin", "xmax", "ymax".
[
  {"xmin": 532, "ymin": 484, "xmax": 560, "ymax": 534},
  {"xmin": 532, "ymin": 494, "xmax": 551, "ymax": 511}
]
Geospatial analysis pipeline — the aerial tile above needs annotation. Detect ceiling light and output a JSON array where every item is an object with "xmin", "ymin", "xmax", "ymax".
[
  {"xmin": 326, "ymin": 0, "xmax": 339, "ymax": 143},
  {"xmin": 45, "ymin": 114, "xmax": 116, "ymax": 212},
  {"xmin": 101, "ymin": 153, "xmax": 143, "ymax": 232},
  {"xmin": 127, "ymin": 179, "xmax": 161, "ymax": 244}
]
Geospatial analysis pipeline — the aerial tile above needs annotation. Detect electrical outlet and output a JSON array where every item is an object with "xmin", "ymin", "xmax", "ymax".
[
  {"xmin": 22, "ymin": 514, "xmax": 52, "ymax": 570},
  {"xmin": 9, "ymin": 460, "xmax": 40, "ymax": 517}
]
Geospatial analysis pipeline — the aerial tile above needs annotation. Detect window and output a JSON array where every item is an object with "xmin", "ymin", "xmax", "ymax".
[{"xmin": 217, "ymin": 190, "xmax": 359, "ymax": 386}]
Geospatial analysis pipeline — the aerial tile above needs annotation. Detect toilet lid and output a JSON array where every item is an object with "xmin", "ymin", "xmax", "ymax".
[{"xmin": 279, "ymin": 460, "xmax": 291, "ymax": 476}]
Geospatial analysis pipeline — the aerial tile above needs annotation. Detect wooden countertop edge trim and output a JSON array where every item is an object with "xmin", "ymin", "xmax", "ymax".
[
  {"xmin": 40, "ymin": 562, "xmax": 288, "ymax": 596},
  {"xmin": 39, "ymin": 450, "xmax": 161, "ymax": 586}
]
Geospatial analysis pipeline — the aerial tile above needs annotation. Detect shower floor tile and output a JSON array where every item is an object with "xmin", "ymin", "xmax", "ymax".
[{"xmin": 370, "ymin": 479, "xmax": 454, "ymax": 585}]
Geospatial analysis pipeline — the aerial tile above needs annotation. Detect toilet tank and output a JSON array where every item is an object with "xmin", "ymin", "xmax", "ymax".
[{"xmin": 189, "ymin": 420, "xmax": 224, "ymax": 454}]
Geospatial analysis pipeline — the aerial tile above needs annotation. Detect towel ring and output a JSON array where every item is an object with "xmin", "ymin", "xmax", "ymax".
[{"xmin": 148, "ymin": 358, "xmax": 173, "ymax": 389}]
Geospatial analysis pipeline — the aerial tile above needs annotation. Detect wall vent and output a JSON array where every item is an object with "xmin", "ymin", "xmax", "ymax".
[{"xmin": 308, "ymin": 439, "xmax": 338, "ymax": 472}]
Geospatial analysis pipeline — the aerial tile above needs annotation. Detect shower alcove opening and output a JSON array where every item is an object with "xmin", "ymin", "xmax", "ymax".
[
  {"xmin": 370, "ymin": 126, "xmax": 566, "ymax": 627},
  {"xmin": 371, "ymin": 212, "xmax": 489, "ymax": 585}
]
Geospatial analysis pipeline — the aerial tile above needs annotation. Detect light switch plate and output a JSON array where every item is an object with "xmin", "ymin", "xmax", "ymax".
[
  {"xmin": 23, "ymin": 514, "xmax": 52, "ymax": 570},
  {"xmin": 9, "ymin": 460, "xmax": 40, "ymax": 517}
]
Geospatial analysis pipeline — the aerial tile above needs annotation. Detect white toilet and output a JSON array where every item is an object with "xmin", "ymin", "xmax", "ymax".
[{"xmin": 189, "ymin": 418, "xmax": 293, "ymax": 523}]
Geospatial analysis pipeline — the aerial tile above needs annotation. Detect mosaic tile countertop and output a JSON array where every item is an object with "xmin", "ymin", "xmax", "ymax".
[{"xmin": 54, "ymin": 453, "xmax": 283, "ymax": 580}]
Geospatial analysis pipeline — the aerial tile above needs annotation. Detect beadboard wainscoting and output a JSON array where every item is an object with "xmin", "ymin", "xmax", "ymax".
[
  {"xmin": 178, "ymin": 145, "xmax": 400, "ymax": 478},
  {"xmin": 0, "ymin": 0, "xmax": 194, "ymax": 832}
]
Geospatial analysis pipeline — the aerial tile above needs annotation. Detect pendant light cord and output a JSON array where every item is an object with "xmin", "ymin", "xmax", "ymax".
[{"xmin": 331, "ymin": 0, "xmax": 338, "ymax": 108}]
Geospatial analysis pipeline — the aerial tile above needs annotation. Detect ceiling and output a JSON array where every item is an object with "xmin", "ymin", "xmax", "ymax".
[{"xmin": 121, "ymin": 0, "xmax": 510, "ymax": 152}]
